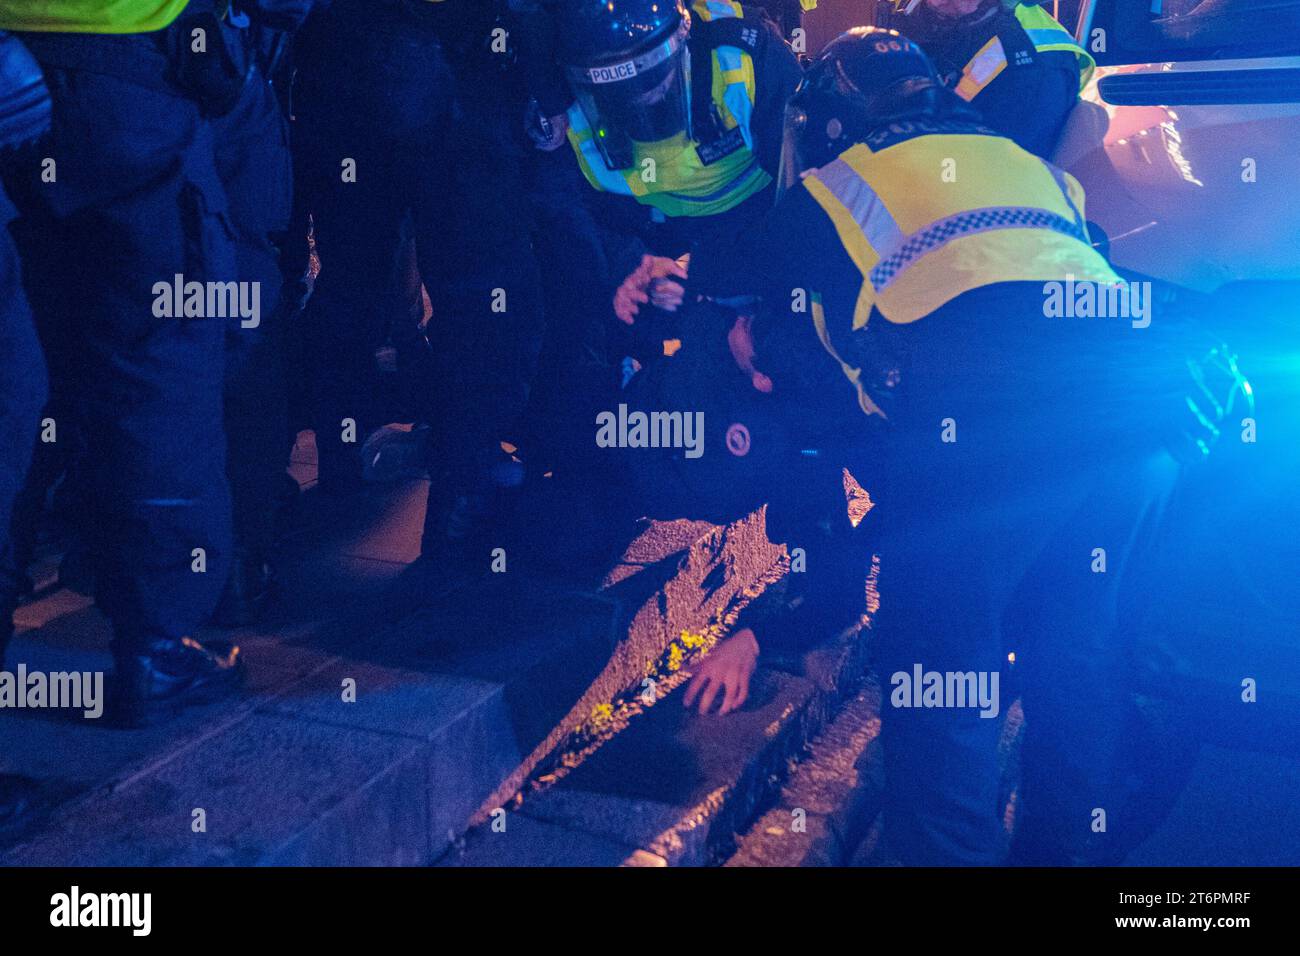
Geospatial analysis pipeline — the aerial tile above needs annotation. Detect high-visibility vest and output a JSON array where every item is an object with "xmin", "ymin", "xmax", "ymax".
[
  {"xmin": 801, "ymin": 127, "xmax": 1118, "ymax": 329},
  {"xmin": 566, "ymin": 0, "xmax": 770, "ymax": 219},
  {"xmin": 691, "ymin": 0, "xmax": 746, "ymax": 19},
  {"xmin": 954, "ymin": 4, "xmax": 1095, "ymax": 103},
  {"xmin": 0, "ymin": 1, "xmax": 190, "ymax": 33},
  {"xmin": 1015, "ymin": 3, "xmax": 1095, "ymax": 87}
]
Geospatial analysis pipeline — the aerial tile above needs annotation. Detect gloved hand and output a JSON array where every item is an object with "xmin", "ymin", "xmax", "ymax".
[
  {"xmin": 0, "ymin": 31, "xmax": 51, "ymax": 153},
  {"xmin": 1168, "ymin": 342, "xmax": 1254, "ymax": 464},
  {"xmin": 525, "ymin": 100, "xmax": 570, "ymax": 151}
]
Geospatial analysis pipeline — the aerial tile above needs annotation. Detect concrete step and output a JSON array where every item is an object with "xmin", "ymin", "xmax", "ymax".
[
  {"xmin": 441, "ymin": 508, "xmax": 797, "ymax": 837},
  {"xmin": 439, "ymin": 536, "xmax": 875, "ymax": 868},
  {"xmin": 0, "ymin": 479, "xmax": 420, "ymax": 834},
  {"xmin": 4, "ymin": 476, "xmax": 844, "ymax": 866},
  {"xmin": 2, "ymin": 576, "xmax": 617, "ymax": 866},
  {"xmin": 725, "ymin": 684, "xmax": 883, "ymax": 867},
  {"xmin": 2, "ymin": 469, "xmax": 626, "ymax": 866}
]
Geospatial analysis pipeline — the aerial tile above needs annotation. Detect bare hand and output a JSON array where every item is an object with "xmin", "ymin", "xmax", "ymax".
[
  {"xmin": 613, "ymin": 255, "xmax": 688, "ymax": 325},
  {"xmin": 683, "ymin": 629, "xmax": 760, "ymax": 716},
  {"xmin": 727, "ymin": 315, "xmax": 774, "ymax": 393}
]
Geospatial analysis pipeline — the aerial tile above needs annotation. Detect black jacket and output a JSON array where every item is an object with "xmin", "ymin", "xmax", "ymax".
[{"xmin": 912, "ymin": 6, "xmax": 1080, "ymax": 158}]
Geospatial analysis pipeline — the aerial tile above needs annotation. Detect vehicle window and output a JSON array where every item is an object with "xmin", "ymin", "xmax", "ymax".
[{"xmin": 1089, "ymin": 0, "xmax": 1300, "ymax": 64}]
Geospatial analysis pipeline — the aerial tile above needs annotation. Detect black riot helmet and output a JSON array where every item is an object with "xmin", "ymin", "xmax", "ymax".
[
  {"xmin": 556, "ymin": 0, "xmax": 694, "ymax": 164},
  {"xmin": 777, "ymin": 27, "xmax": 973, "ymax": 196}
]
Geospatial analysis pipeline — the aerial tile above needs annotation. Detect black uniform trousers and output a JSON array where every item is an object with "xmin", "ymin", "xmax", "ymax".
[
  {"xmin": 2, "ymin": 30, "xmax": 236, "ymax": 653},
  {"xmin": 0, "ymin": 183, "xmax": 47, "ymax": 663},
  {"xmin": 292, "ymin": 1, "xmax": 543, "ymax": 532}
]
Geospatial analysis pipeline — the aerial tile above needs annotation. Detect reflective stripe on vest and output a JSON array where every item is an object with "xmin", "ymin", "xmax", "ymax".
[
  {"xmin": 565, "ymin": 5, "xmax": 769, "ymax": 219},
  {"xmin": 1013, "ymin": 3, "xmax": 1095, "ymax": 90},
  {"xmin": 953, "ymin": 35, "xmax": 1008, "ymax": 102},
  {"xmin": 801, "ymin": 134, "xmax": 1118, "ymax": 326}
]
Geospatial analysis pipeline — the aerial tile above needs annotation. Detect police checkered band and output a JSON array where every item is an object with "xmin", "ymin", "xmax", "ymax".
[{"xmin": 869, "ymin": 206, "xmax": 1088, "ymax": 290}]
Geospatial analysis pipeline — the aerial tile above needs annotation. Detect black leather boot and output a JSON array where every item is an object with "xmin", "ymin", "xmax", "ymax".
[
  {"xmin": 109, "ymin": 636, "xmax": 244, "ymax": 728},
  {"xmin": 212, "ymin": 550, "xmax": 276, "ymax": 628}
]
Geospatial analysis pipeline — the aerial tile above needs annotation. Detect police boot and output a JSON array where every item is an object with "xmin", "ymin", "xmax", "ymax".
[
  {"xmin": 420, "ymin": 485, "xmax": 492, "ymax": 571},
  {"xmin": 212, "ymin": 549, "xmax": 276, "ymax": 628},
  {"xmin": 421, "ymin": 444, "xmax": 525, "ymax": 565},
  {"xmin": 109, "ymin": 637, "xmax": 244, "ymax": 729}
]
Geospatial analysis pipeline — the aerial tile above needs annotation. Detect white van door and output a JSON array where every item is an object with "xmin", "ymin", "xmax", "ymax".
[{"xmin": 1053, "ymin": 0, "xmax": 1300, "ymax": 290}]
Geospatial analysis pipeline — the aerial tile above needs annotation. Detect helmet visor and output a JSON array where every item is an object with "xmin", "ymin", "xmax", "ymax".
[
  {"xmin": 775, "ymin": 101, "xmax": 813, "ymax": 204},
  {"xmin": 568, "ymin": 21, "xmax": 691, "ymax": 146}
]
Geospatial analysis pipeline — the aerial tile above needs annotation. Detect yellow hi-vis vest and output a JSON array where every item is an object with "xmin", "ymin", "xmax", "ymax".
[
  {"xmin": 1015, "ymin": 3, "xmax": 1095, "ymax": 88},
  {"xmin": 566, "ymin": 1, "xmax": 769, "ymax": 219},
  {"xmin": 954, "ymin": 4, "xmax": 1095, "ymax": 102},
  {"xmin": 801, "ymin": 131, "xmax": 1118, "ymax": 329},
  {"xmin": 0, "ymin": 1, "xmax": 190, "ymax": 33}
]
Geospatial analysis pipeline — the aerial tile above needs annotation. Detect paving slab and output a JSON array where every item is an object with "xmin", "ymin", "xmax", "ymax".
[
  {"xmin": 264, "ymin": 579, "xmax": 620, "ymax": 858},
  {"xmin": 4, "ymin": 711, "xmax": 430, "ymax": 866},
  {"xmin": 437, "ymin": 811, "xmax": 640, "ymax": 868}
]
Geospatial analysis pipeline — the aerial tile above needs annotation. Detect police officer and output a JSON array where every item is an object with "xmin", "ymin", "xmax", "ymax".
[
  {"xmin": 880, "ymin": 0, "xmax": 1093, "ymax": 157},
  {"xmin": 212, "ymin": 2, "xmax": 317, "ymax": 626},
  {"xmin": 0, "ymin": 1, "xmax": 244, "ymax": 726},
  {"xmin": 518, "ymin": 0, "xmax": 808, "ymax": 151},
  {"xmin": 0, "ymin": 31, "xmax": 49, "ymax": 672},
  {"xmin": 0, "ymin": 30, "xmax": 50, "ymax": 833},
  {"xmin": 620, "ymin": 29, "xmax": 1204, "ymax": 864},
  {"xmin": 292, "ymin": 0, "xmax": 544, "ymax": 563},
  {"xmin": 559, "ymin": 1, "xmax": 802, "ymax": 302},
  {"xmin": 506, "ymin": 0, "xmax": 801, "ymax": 482}
]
